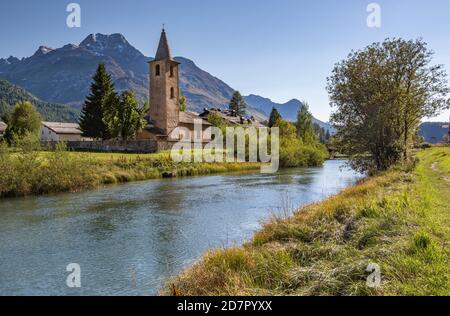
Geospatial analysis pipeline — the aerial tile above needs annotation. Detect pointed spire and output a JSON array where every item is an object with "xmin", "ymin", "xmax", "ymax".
[{"xmin": 155, "ymin": 27, "xmax": 172, "ymax": 61}]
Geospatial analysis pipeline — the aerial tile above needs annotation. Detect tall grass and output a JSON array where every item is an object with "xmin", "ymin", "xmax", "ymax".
[
  {"xmin": 165, "ymin": 147, "xmax": 450, "ymax": 296},
  {"xmin": 0, "ymin": 141, "xmax": 261, "ymax": 198}
]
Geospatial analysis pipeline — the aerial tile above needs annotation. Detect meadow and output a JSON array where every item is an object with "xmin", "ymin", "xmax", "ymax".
[
  {"xmin": 0, "ymin": 129, "xmax": 329, "ymax": 198},
  {"xmin": 0, "ymin": 144, "xmax": 261, "ymax": 198},
  {"xmin": 167, "ymin": 147, "xmax": 450, "ymax": 296}
]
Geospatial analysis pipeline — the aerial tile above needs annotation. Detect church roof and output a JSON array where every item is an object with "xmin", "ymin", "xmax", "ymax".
[{"xmin": 155, "ymin": 29, "xmax": 172, "ymax": 61}]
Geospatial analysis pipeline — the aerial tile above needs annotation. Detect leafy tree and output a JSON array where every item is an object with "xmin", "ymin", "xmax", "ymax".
[
  {"xmin": 325, "ymin": 129, "xmax": 331, "ymax": 141},
  {"xmin": 274, "ymin": 118, "xmax": 328, "ymax": 167},
  {"xmin": 179, "ymin": 94, "xmax": 187, "ymax": 112},
  {"xmin": 443, "ymin": 133, "xmax": 449, "ymax": 145},
  {"xmin": 0, "ymin": 101, "xmax": 9, "ymax": 120},
  {"xmin": 104, "ymin": 91, "xmax": 148, "ymax": 140},
  {"xmin": 268, "ymin": 107, "xmax": 281, "ymax": 128},
  {"xmin": 102, "ymin": 91, "xmax": 120, "ymax": 137},
  {"xmin": 4, "ymin": 101, "xmax": 41, "ymax": 143},
  {"xmin": 327, "ymin": 38, "xmax": 449, "ymax": 173},
  {"xmin": 79, "ymin": 64, "xmax": 115, "ymax": 139},
  {"xmin": 313, "ymin": 123, "xmax": 329, "ymax": 144},
  {"xmin": 229, "ymin": 91, "xmax": 247, "ymax": 117},
  {"xmin": 0, "ymin": 101, "xmax": 11, "ymax": 127},
  {"xmin": 207, "ymin": 112, "xmax": 228, "ymax": 131},
  {"xmin": 296, "ymin": 103, "xmax": 315, "ymax": 143}
]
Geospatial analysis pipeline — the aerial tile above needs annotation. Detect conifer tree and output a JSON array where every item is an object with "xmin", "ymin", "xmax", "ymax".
[
  {"xmin": 79, "ymin": 64, "xmax": 115, "ymax": 139},
  {"xmin": 268, "ymin": 107, "xmax": 282, "ymax": 127},
  {"xmin": 229, "ymin": 91, "xmax": 247, "ymax": 117}
]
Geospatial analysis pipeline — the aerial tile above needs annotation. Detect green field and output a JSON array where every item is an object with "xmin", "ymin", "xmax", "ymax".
[
  {"xmin": 38, "ymin": 150, "xmax": 170, "ymax": 162},
  {"xmin": 167, "ymin": 147, "xmax": 450, "ymax": 296}
]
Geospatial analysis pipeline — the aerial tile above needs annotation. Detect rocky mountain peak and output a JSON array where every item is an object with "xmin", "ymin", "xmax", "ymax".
[
  {"xmin": 0, "ymin": 33, "xmax": 333, "ymax": 133},
  {"xmin": 79, "ymin": 33, "xmax": 137, "ymax": 57},
  {"xmin": 33, "ymin": 46, "xmax": 53, "ymax": 57}
]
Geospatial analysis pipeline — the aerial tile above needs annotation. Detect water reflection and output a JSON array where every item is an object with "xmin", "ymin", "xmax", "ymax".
[{"xmin": 0, "ymin": 160, "xmax": 361, "ymax": 295}]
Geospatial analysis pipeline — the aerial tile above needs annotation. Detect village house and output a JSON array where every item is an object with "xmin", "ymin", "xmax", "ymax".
[
  {"xmin": 0, "ymin": 121, "xmax": 6, "ymax": 138},
  {"xmin": 199, "ymin": 108, "xmax": 265, "ymax": 128},
  {"xmin": 40, "ymin": 121, "xmax": 82, "ymax": 142},
  {"xmin": 137, "ymin": 29, "xmax": 213, "ymax": 142}
]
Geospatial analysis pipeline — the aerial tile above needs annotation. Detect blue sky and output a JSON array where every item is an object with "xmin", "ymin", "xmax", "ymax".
[{"xmin": 1, "ymin": 0, "xmax": 449, "ymax": 122}]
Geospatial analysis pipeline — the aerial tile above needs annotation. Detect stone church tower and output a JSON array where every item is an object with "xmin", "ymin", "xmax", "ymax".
[{"xmin": 148, "ymin": 28, "xmax": 180, "ymax": 136}]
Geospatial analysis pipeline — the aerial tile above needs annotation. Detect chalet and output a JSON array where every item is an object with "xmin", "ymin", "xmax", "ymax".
[
  {"xmin": 0, "ymin": 121, "xmax": 6, "ymax": 138},
  {"xmin": 40, "ymin": 122, "xmax": 82, "ymax": 142}
]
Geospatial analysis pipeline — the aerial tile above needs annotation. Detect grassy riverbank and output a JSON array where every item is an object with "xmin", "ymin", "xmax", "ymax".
[
  {"xmin": 0, "ymin": 146, "xmax": 261, "ymax": 198},
  {"xmin": 167, "ymin": 147, "xmax": 450, "ymax": 296}
]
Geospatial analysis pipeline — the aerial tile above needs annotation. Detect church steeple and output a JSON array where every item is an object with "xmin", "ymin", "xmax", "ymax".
[
  {"xmin": 155, "ymin": 28, "xmax": 172, "ymax": 61},
  {"xmin": 148, "ymin": 28, "xmax": 180, "ymax": 137}
]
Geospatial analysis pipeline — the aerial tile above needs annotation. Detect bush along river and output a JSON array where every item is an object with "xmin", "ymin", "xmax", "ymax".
[{"xmin": 0, "ymin": 160, "xmax": 362, "ymax": 295}]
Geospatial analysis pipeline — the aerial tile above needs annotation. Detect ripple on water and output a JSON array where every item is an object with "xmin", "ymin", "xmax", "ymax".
[{"xmin": 0, "ymin": 160, "xmax": 362, "ymax": 295}]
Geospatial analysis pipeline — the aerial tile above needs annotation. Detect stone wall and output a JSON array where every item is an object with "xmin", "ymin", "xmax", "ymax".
[
  {"xmin": 65, "ymin": 140, "xmax": 158, "ymax": 153},
  {"xmin": 42, "ymin": 139, "xmax": 212, "ymax": 153}
]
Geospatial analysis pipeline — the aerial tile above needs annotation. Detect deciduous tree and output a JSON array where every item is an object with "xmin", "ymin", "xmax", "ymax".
[
  {"xmin": 327, "ymin": 38, "xmax": 449, "ymax": 173},
  {"xmin": 4, "ymin": 101, "xmax": 41, "ymax": 143},
  {"xmin": 296, "ymin": 103, "xmax": 315, "ymax": 143},
  {"xmin": 104, "ymin": 90, "xmax": 148, "ymax": 140}
]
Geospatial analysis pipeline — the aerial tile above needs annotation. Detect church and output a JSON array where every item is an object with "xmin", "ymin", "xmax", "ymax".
[{"xmin": 137, "ymin": 29, "xmax": 212, "ymax": 142}]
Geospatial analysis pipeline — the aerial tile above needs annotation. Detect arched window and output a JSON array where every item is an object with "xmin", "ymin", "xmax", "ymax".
[
  {"xmin": 155, "ymin": 64, "xmax": 160, "ymax": 76},
  {"xmin": 170, "ymin": 65, "xmax": 174, "ymax": 77},
  {"xmin": 170, "ymin": 87, "xmax": 175, "ymax": 99}
]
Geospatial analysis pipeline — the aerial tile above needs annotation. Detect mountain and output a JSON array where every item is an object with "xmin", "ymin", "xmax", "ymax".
[
  {"xmin": 419, "ymin": 122, "xmax": 449, "ymax": 144},
  {"xmin": 0, "ymin": 33, "xmax": 329, "ymax": 128},
  {"xmin": 244, "ymin": 95, "xmax": 335, "ymax": 132},
  {"xmin": 0, "ymin": 34, "xmax": 149, "ymax": 107},
  {"xmin": 0, "ymin": 33, "xmax": 232, "ymax": 111},
  {"xmin": 0, "ymin": 79, "xmax": 79, "ymax": 122}
]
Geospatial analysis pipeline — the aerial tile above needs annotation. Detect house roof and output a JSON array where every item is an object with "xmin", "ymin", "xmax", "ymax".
[
  {"xmin": 42, "ymin": 122, "xmax": 82, "ymax": 135},
  {"xmin": 155, "ymin": 29, "xmax": 172, "ymax": 61},
  {"xmin": 199, "ymin": 109, "xmax": 265, "ymax": 127},
  {"xmin": 0, "ymin": 121, "xmax": 7, "ymax": 133},
  {"xmin": 179, "ymin": 111, "xmax": 212, "ymax": 126}
]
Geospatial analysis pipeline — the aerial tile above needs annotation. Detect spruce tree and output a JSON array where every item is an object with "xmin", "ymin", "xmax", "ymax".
[
  {"xmin": 268, "ymin": 107, "xmax": 282, "ymax": 127},
  {"xmin": 229, "ymin": 91, "xmax": 247, "ymax": 117},
  {"xmin": 79, "ymin": 64, "xmax": 115, "ymax": 139}
]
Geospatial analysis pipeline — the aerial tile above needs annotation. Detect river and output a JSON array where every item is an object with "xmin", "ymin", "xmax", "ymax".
[{"xmin": 0, "ymin": 160, "xmax": 362, "ymax": 295}]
